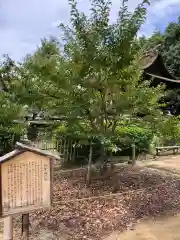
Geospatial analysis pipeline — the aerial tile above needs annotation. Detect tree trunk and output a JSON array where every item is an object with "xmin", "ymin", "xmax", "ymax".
[
  {"xmin": 99, "ymin": 143, "xmax": 109, "ymax": 175},
  {"xmin": 86, "ymin": 140, "xmax": 93, "ymax": 185}
]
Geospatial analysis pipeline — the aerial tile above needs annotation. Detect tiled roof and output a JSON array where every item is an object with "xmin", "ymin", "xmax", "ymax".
[
  {"xmin": 140, "ymin": 49, "xmax": 180, "ymax": 84},
  {"xmin": 0, "ymin": 142, "xmax": 60, "ymax": 163},
  {"xmin": 140, "ymin": 51, "xmax": 158, "ymax": 70}
]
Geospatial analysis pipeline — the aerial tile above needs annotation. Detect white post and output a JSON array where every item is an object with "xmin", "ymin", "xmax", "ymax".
[
  {"xmin": 132, "ymin": 143, "xmax": 136, "ymax": 166},
  {"xmin": 4, "ymin": 216, "xmax": 13, "ymax": 240}
]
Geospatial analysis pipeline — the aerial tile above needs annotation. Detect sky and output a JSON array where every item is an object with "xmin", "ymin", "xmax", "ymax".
[{"xmin": 0, "ymin": 0, "xmax": 180, "ymax": 62}]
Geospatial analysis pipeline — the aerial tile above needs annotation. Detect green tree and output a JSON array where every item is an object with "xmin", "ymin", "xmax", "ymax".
[
  {"xmin": 18, "ymin": 0, "xmax": 164, "ymax": 166},
  {"xmin": 160, "ymin": 19, "xmax": 180, "ymax": 116},
  {"xmin": 159, "ymin": 115, "xmax": 180, "ymax": 145},
  {"xmin": 162, "ymin": 18, "xmax": 180, "ymax": 78},
  {"xmin": 139, "ymin": 30, "xmax": 164, "ymax": 53},
  {"xmin": 143, "ymin": 18, "xmax": 180, "ymax": 116},
  {"xmin": 0, "ymin": 55, "xmax": 25, "ymax": 154}
]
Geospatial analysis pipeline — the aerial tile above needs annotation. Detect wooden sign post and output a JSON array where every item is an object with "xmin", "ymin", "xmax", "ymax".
[
  {"xmin": 3, "ymin": 216, "xmax": 13, "ymax": 240},
  {"xmin": 21, "ymin": 213, "xmax": 29, "ymax": 240},
  {"xmin": 0, "ymin": 142, "xmax": 60, "ymax": 240}
]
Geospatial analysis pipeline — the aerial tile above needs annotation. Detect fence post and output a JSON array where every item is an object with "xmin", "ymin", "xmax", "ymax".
[
  {"xmin": 132, "ymin": 143, "xmax": 136, "ymax": 166},
  {"xmin": 86, "ymin": 140, "xmax": 93, "ymax": 185}
]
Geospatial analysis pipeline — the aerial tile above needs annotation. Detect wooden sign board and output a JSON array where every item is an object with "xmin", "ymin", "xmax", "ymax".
[{"xmin": 0, "ymin": 142, "xmax": 58, "ymax": 217}]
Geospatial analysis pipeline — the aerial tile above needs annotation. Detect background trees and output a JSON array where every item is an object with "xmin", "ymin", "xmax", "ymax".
[
  {"xmin": 139, "ymin": 17, "xmax": 180, "ymax": 116},
  {"xmin": 0, "ymin": 55, "xmax": 25, "ymax": 155},
  {"xmin": 1, "ymin": 0, "xmax": 180, "ymax": 163},
  {"xmin": 142, "ymin": 17, "xmax": 180, "ymax": 78}
]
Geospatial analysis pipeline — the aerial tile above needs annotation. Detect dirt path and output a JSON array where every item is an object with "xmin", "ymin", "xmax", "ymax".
[
  {"xmin": 138, "ymin": 155, "xmax": 180, "ymax": 175},
  {"xmin": 118, "ymin": 155, "xmax": 180, "ymax": 240},
  {"xmin": 105, "ymin": 155, "xmax": 180, "ymax": 240},
  {"xmin": 105, "ymin": 213, "xmax": 180, "ymax": 240},
  {"xmin": 119, "ymin": 213, "xmax": 180, "ymax": 240}
]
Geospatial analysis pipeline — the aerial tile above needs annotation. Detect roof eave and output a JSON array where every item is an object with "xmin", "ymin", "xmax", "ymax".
[{"xmin": 0, "ymin": 142, "xmax": 60, "ymax": 163}]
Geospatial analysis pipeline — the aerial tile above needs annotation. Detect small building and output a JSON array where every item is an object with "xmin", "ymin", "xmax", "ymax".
[
  {"xmin": 141, "ymin": 49, "xmax": 180, "ymax": 89},
  {"xmin": 0, "ymin": 142, "xmax": 60, "ymax": 217}
]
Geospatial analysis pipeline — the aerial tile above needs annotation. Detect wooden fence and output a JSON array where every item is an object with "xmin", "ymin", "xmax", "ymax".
[{"xmin": 29, "ymin": 132, "xmax": 75, "ymax": 164}]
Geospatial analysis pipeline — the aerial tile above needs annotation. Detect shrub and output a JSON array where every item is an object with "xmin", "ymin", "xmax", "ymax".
[
  {"xmin": 0, "ymin": 130, "xmax": 21, "ymax": 156},
  {"xmin": 54, "ymin": 122, "xmax": 154, "ymax": 165},
  {"xmin": 115, "ymin": 125, "xmax": 153, "ymax": 156},
  {"xmin": 158, "ymin": 116, "xmax": 180, "ymax": 145}
]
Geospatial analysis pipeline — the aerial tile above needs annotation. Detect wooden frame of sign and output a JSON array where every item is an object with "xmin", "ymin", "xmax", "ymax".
[{"xmin": 0, "ymin": 142, "xmax": 59, "ymax": 217}]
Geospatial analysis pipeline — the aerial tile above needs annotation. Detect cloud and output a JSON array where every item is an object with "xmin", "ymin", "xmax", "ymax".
[
  {"xmin": 139, "ymin": 0, "xmax": 180, "ymax": 36},
  {"xmin": 0, "ymin": 0, "xmax": 69, "ymax": 61},
  {"xmin": 0, "ymin": 0, "xmax": 180, "ymax": 61}
]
